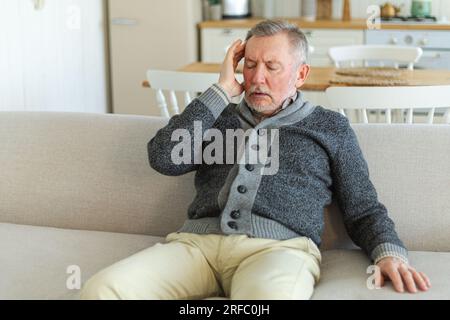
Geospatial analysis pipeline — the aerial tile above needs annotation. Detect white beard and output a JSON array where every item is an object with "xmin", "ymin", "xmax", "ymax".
[
  {"xmin": 248, "ymin": 103, "xmax": 274, "ymax": 114},
  {"xmin": 245, "ymin": 99, "xmax": 281, "ymax": 119}
]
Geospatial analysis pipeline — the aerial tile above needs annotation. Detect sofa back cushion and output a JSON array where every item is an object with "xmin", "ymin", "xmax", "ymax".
[
  {"xmin": 321, "ymin": 124, "xmax": 450, "ymax": 252},
  {"xmin": 0, "ymin": 112, "xmax": 192, "ymax": 237},
  {"xmin": 0, "ymin": 112, "xmax": 449, "ymax": 251}
]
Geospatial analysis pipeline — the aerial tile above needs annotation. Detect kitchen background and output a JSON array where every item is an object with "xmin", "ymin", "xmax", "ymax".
[
  {"xmin": 1, "ymin": 0, "xmax": 450, "ymax": 116},
  {"xmin": 250, "ymin": 0, "xmax": 450, "ymax": 20}
]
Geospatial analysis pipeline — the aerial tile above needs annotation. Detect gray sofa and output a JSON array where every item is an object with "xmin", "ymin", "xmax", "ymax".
[{"xmin": 0, "ymin": 111, "xmax": 449, "ymax": 300}]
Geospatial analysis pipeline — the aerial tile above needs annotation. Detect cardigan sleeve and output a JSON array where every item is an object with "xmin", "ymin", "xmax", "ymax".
[
  {"xmin": 148, "ymin": 84, "xmax": 230, "ymax": 176},
  {"xmin": 331, "ymin": 121, "xmax": 409, "ymax": 264}
]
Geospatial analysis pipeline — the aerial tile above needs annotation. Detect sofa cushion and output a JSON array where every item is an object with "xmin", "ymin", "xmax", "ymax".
[
  {"xmin": 0, "ymin": 223, "xmax": 161, "ymax": 300},
  {"xmin": 1, "ymin": 223, "xmax": 447, "ymax": 300},
  {"xmin": 312, "ymin": 249, "xmax": 450, "ymax": 300}
]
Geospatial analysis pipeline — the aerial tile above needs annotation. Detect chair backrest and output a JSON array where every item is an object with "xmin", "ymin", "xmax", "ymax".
[
  {"xmin": 146, "ymin": 70, "xmax": 243, "ymax": 117},
  {"xmin": 328, "ymin": 45, "xmax": 423, "ymax": 70},
  {"xmin": 325, "ymin": 85, "xmax": 450, "ymax": 124}
]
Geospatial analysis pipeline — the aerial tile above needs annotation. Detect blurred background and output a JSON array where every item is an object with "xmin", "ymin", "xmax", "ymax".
[{"xmin": 1, "ymin": 0, "xmax": 449, "ymax": 116}]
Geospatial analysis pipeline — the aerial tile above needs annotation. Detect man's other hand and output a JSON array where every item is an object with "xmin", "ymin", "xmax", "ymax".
[{"xmin": 375, "ymin": 257, "xmax": 431, "ymax": 293}]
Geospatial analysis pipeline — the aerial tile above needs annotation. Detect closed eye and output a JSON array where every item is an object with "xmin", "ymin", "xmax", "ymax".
[{"xmin": 267, "ymin": 63, "xmax": 281, "ymax": 71}]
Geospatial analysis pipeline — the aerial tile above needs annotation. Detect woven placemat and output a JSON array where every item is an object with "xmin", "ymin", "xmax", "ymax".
[
  {"xmin": 335, "ymin": 67, "xmax": 407, "ymax": 78},
  {"xmin": 331, "ymin": 67, "xmax": 410, "ymax": 86},
  {"xmin": 330, "ymin": 75, "xmax": 409, "ymax": 86}
]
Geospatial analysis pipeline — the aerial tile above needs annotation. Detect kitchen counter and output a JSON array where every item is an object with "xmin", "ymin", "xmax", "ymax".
[{"xmin": 199, "ymin": 18, "xmax": 450, "ymax": 31}]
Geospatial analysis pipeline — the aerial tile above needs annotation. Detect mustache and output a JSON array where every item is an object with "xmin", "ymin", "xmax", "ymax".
[{"xmin": 248, "ymin": 86, "xmax": 272, "ymax": 98}]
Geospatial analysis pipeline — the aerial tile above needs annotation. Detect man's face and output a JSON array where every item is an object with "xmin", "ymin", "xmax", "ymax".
[{"xmin": 243, "ymin": 32, "xmax": 310, "ymax": 116}]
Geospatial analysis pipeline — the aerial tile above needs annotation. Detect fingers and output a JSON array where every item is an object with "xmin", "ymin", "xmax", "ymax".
[
  {"xmin": 419, "ymin": 271, "xmax": 432, "ymax": 288},
  {"xmin": 219, "ymin": 39, "xmax": 246, "ymax": 98},
  {"xmin": 234, "ymin": 39, "xmax": 246, "ymax": 51},
  {"xmin": 233, "ymin": 41, "xmax": 246, "ymax": 68},
  {"xmin": 234, "ymin": 45, "xmax": 245, "ymax": 60},
  {"xmin": 374, "ymin": 271, "xmax": 384, "ymax": 289},
  {"xmin": 224, "ymin": 40, "xmax": 245, "ymax": 71},
  {"xmin": 223, "ymin": 41, "xmax": 239, "ymax": 65},
  {"xmin": 410, "ymin": 268, "xmax": 429, "ymax": 292},
  {"xmin": 398, "ymin": 264, "xmax": 417, "ymax": 293},
  {"xmin": 378, "ymin": 259, "xmax": 431, "ymax": 294},
  {"xmin": 386, "ymin": 264, "xmax": 430, "ymax": 293},
  {"xmin": 385, "ymin": 268, "xmax": 404, "ymax": 293},
  {"xmin": 227, "ymin": 40, "xmax": 245, "ymax": 59}
]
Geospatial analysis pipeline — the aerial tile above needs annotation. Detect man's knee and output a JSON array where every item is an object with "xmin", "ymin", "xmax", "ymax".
[{"xmin": 230, "ymin": 267, "xmax": 316, "ymax": 300}]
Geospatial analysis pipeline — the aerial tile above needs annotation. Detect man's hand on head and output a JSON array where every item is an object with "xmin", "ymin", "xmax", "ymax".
[
  {"xmin": 218, "ymin": 39, "xmax": 246, "ymax": 99},
  {"xmin": 375, "ymin": 257, "xmax": 431, "ymax": 293}
]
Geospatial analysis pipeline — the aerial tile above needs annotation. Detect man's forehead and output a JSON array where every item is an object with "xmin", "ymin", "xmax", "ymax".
[
  {"xmin": 245, "ymin": 54, "xmax": 281, "ymax": 61},
  {"xmin": 245, "ymin": 38, "xmax": 290, "ymax": 62},
  {"xmin": 245, "ymin": 48, "xmax": 284, "ymax": 62},
  {"xmin": 245, "ymin": 53, "xmax": 288, "ymax": 66}
]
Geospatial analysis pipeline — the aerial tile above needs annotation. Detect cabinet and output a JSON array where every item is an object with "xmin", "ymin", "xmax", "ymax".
[
  {"xmin": 200, "ymin": 27, "xmax": 364, "ymax": 66},
  {"xmin": 201, "ymin": 28, "xmax": 249, "ymax": 63},
  {"xmin": 303, "ymin": 29, "xmax": 364, "ymax": 66}
]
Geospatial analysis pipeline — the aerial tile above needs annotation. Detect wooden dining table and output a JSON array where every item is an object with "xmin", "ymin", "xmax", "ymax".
[{"xmin": 143, "ymin": 62, "xmax": 450, "ymax": 91}]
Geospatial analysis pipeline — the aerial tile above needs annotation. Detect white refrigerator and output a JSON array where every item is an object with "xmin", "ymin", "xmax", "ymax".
[{"xmin": 108, "ymin": 0, "xmax": 202, "ymax": 116}]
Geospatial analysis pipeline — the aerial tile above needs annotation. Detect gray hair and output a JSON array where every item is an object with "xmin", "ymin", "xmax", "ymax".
[{"xmin": 245, "ymin": 19, "xmax": 309, "ymax": 65}]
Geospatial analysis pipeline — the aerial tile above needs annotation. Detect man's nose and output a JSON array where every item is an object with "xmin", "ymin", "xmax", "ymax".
[{"xmin": 252, "ymin": 65, "xmax": 266, "ymax": 84}]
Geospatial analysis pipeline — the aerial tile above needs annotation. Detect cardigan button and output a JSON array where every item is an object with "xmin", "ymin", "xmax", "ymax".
[
  {"xmin": 245, "ymin": 164, "xmax": 255, "ymax": 172},
  {"xmin": 237, "ymin": 185, "xmax": 247, "ymax": 194},
  {"xmin": 230, "ymin": 210, "xmax": 241, "ymax": 219},
  {"xmin": 227, "ymin": 221, "xmax": 238, "ymax": 230}
]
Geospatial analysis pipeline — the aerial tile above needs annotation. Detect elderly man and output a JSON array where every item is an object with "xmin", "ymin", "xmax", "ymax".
[{"xmin": 81, "ymin": 20, "xmax": 430, "ymax": 300}]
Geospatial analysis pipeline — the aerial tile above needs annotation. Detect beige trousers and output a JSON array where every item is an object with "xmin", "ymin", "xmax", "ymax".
[{"xmin": 80, "ymin": 232, "xmax": 322, "ymax": 300}]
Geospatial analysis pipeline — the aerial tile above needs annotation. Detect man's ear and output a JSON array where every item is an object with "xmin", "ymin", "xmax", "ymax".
[{"xmin": 295, "ymin": 64, "xmax": 311, "ymax": 88}]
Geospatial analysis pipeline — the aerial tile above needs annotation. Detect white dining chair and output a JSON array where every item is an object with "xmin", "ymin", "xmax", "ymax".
[
  {"xmin": 328, "ymin": 45, "xmax": 423, "ymax": 70},
  {"xmin": 146, "ymin": 70, "xmax": 244, "ymax": 118},
  {"xmin": 326, "ymin": 85, "xmax": 450, "ymax": 124},
  {"xmin": 328, "ymin": 44, "xmax": 424, "ymax": 122},
  {"xmin": 146, "ymin": 70, "xmax": 217, "ymax": 117}
]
